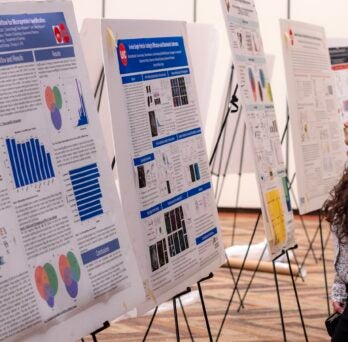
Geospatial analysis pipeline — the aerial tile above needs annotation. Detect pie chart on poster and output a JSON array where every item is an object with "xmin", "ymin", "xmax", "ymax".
[
  {"xmin": 34, "ymin": 263, "xmax": 58, "ymax": 308},
  {"xmin": 51, "ymin": 106, "xmax": 62, "ymax": 130},
  {"xmin": 59, "ymin": 252, "xmax": 81, "ymax": 299},
  {"xmin": 45, "ymin": 86, "xmax": 63, "ymax": 130}
]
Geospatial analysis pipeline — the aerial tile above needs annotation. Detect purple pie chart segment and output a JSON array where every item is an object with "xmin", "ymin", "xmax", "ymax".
[{"xmin": 51, "ymin": 106, "xmax": 62, "ymax": 130}]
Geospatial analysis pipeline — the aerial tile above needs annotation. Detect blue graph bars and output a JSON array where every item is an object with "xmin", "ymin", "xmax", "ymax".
[
  {"xmin": 69, "ymin": 163, "xmax": 103, "ymax": 222},
  {"xmin": 6, "ymin": 138, "xmax": 55, "ymax": 188},
  {"xmin": 76, "ymin": 79, "xmax": 89, "ymax": 127}
]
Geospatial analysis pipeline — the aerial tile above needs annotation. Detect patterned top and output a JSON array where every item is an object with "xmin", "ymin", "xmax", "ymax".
[{"xmin": 332, "ymin": 232, "xmax": 348, "ymax": 303}]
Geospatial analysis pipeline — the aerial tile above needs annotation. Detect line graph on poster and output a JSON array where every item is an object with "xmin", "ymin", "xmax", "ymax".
[
  {"xmin": 0, "ymin": 224, "xmax": 17, "ymax": 269},
  {"xmin": 0, "ymin": 132, "xmax": 56, "ymax": 191}
]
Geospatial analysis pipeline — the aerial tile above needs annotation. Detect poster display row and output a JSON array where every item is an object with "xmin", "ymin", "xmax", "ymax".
[
  {"xmin": 2, "ymin": 0, "xmax": 348, "ymax": 341},
  {"xmin": 87, "ymin": 18, "xmax": 226, "ymax": 314},
  {"xmin": 280, "ymin": 19, "xmax": 347, "ymax": 214},
  {"xmin": 0, "ymin": 1, "xmax": 147, "ymax": 341},
  {"xmin": 221, "ymin": 0, "xmax": 295, "ymax": 256},
  {"xmin": 0, "ymin": 1, "xmax": 226, "ymax": 340}
]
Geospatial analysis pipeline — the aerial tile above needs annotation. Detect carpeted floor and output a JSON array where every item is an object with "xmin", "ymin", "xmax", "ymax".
[{"xmin": 81, "ymin": 211, "xmax": 333, "ymax": 342}]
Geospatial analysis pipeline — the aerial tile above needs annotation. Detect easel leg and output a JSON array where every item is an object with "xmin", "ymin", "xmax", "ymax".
[
  {"xmin": 173, "ymin": 298, "xmax": 180, "ymax": 342},
  {"xmin": 286, "ymin": 248, "xmax": 308, "ymax": 342},
  {"xmin": 229, "ymin": 123, "xmax": 246, "ymax": 246},
  {"xmin": 216, "ymin": 211, "xmax": 261, "ymax": 341},
  {"xmin": 215, "ymin": 108, "xmax": 243, "ymax": 206},
  {"xmin": 237, "ymin": 243, "xmax": 267, "ymax": 312},
  {"xmin": 87, "ymin": 321, "xmax": 110, "ymax": 342},
  {"xmin": 297, "ymin": 224, "xmax": 320, "ymax": 280},
  {"xmin": 143, "ymin": 306, "xmax": 158, "ymax": 342},
  {"xmin": 97, "ymin": 74, "xmax": 105, "ymax": 112},
  {"xmin": 319, "ymin": 211, "xmax": 330, "ymax": 316},
  {"xmin": 178, "ymin": 297, "xmax": 194, "ymax": 341},
  {"xmin": 224, "ymin": 253, "xmax": 244, "ymax": 308},
  {"xmin": 197, "ymin": 273, "xmax": 214, "ymax": 342},
  {"xmin": 288, "ymin": 176, "xmax": 317, "ymax": 263},
  {"xmin": 214, "ymin": 124, "xmax": 228, "ymax": 201},
  {"xmin": 272, "ymin": 258, "xmax": 287, "ymax": 342},
  {"xmin": 323, "ymin": 228, "xmax": 331, "ymax": 252},
  {"xmin": 291, "ymin": 249, "xmax": 305, "ymax": 282}
]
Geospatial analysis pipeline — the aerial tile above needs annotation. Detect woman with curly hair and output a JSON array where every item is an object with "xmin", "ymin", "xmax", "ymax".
[{"xmin": 323, "ymin": 165, "xmax": 348, "ymax": 341}]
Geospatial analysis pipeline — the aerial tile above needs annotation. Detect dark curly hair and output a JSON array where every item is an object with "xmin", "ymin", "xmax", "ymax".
[{"xmin": 323, "ymin": 165, "xmax": 348, "ymax": 241}]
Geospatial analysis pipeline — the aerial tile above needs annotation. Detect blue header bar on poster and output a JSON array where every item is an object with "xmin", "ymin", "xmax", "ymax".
[
  {"xmin": 0, "ymin": 13, "xmax": 72, "ymax": 53},
  {"xmin": 116, "ymin": 36, "xmax": 188, "ymax": 75}
]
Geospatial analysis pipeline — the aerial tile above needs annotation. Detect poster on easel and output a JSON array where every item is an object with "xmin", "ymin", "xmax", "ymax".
[
  {"xmin": 210, "ymin": 54, "xmax": 276, "ymax": 178},
  {"xmin": 328, "ymin": 39, "xmax": 348, "ymax": 154},
  {"xmin": 280, "ymin": 20, "xmax": 347, "ymax": 214},
  {"xmin": 220, "ymin": 0, "xmax": 295, "ymax": 256},
  {"xmin": 0, "ymin": 1, "xmax": 145, "ymax": 341},
  {"xmin": 81, "ymin": 19, "xmax": 225, "ymax": 314}
]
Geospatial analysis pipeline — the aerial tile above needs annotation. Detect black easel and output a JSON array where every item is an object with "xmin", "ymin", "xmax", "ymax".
[
  {"xmin": 215, "ymin": 212, "xmax": 309, "ymax": 342},
  {"xmin": 319, "ymin": 210, "xmax": 331, "ymax": 316},
  {"xmin": 209, "ymin": 63, "xmax": 246, "ymax": 248},
  {"xmin": 143, "ymin": 274, "xmax": 216, "ymax": 342},
  {"xmin": 215, "ymin": 211, "xmax": 262, "ymax": 342},
  {"xmin": 81, "ymin": 321, "xmax": 110, "ymax": 342},
  {"xmin": 212, "ymin": 123, "xmax": 310, "ymax": 340},
  {"xmin": 94, "ymin": 66, "xmax": 117, "ymax": 170}
]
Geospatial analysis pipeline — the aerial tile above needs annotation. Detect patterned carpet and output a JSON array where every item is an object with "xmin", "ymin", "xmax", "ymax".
[{"xmin": 81, "ymin": 211, "xmax": 333, "ymax": 342}]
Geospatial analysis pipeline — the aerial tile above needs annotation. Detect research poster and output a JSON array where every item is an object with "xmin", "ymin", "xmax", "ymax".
[
  {"xmin": 98, "ymin": 19, "xmax": 225, "ymax": 313},
  {"xmin": 329, "ymin": 41, "xmax": 348, "ymax": 155},
  {"xmin": 0, "ymin": 2, "xmax": 145, "ymax": 342},
  {"xmin": 220, "ymin": 0, "xmax": 295, "ymax": 255},
  {"xmin": 280, "ymin": 20, "xmax": 347, "ymax": 214}
]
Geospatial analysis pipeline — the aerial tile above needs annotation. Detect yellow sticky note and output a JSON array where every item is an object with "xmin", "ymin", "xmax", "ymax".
[{"xmin": 266, "ymin": 189, "xmax": 286, "ymax": 246}]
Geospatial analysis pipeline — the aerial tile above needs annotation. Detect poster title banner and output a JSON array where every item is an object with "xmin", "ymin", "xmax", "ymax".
[{"xmin": 116, "ymin": 36, "xmax": 188, "ymax": 75}]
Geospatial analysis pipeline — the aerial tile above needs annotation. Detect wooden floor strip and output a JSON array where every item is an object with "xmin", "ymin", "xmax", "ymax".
[{"xmin": 80, "ymin": 213, "xmax": 333, "ymax": 341}]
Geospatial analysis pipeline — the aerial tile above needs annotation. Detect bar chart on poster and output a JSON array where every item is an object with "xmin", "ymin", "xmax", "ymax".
[
  {"xmin": 66, "ymin": 163, "xmax": 104, "ymax": 222},
  {"xmin": 3, "ymin": 136, "xmax": 55, "ymax": 189}
]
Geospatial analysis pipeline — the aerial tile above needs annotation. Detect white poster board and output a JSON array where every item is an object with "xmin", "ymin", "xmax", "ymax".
[
  {"xmin": 82, "ymin": 18, "xmax": 225, "ymax": 314},
  {"xmin": 0, "ymin": 1, "xmax": 145, "ymax": 341},
  {"xmin": 210, "ymin": 54, "xmax": 275, "ymax": 177},
  {"xmin": 328, "ymin": 39, "xmax": 348, "ymax": 155},
  {"xmin": 220, "ymin": 0, "xmax": 295, "ymax": 256},
  {"xmin": 187, "ymin": 23, "xmax": 218, "ymax": 129},
  {"xmin": 280, "ymin": 20, "xmax": 347, "ymax": 214}
]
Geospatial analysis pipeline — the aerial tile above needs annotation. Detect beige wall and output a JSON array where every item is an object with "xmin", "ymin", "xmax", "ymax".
[{"xmin": 72, "ymin": 0, "xmax": 348, "ymax": 208}]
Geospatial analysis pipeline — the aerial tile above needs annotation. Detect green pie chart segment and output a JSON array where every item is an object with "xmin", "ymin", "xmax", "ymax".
[
  {"xmin": 53, "ymin": 86, "xmax": 63, "ymax": 110},
  {"xmin": 67, "ymin": 251, "xmax": 81, "ymax": 282},
  {"xmin": 44, "ymin": 263, "xmax": 58, "ymax": 296}
]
